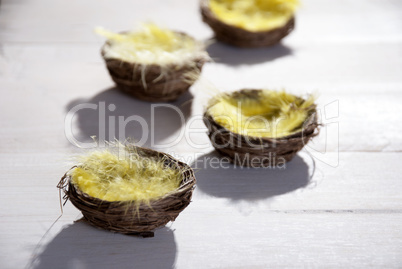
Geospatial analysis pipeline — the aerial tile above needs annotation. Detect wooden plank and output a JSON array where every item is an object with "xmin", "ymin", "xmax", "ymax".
[
  {"xmin": 174, "ymin": 212, "xmax": 402, "ymax": 268},
  {"xmin": 1, "ymin": 41, "xmax": 402, "ymax": 153},
  {"xmin": 1, "ymin": 0, "xmax": 401, "ymax": 43},
  {"xmin": 0, "ymin": 152, "xmax": 401, "ymax": 216},
  {"xmin": 0, "ymin": 75, "xmax": 401, "ymax": 153},
  {"xmin": 1, "ymin": 213, "xmax": 401, "ymax": 269}
]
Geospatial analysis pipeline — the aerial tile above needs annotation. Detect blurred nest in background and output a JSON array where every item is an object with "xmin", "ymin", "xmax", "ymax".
[
  {"xmin": 98, "ymin": 24, "xmax": 210, "ymax": 102},
  {"xmin": 201, "ymin": 0, "xmax": 298, "ymax": 47}
]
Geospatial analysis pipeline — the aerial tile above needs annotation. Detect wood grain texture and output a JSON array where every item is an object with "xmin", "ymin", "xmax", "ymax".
[{"xmin": 0, "ymin": 0, "xmax": 401, "ymax": 268}]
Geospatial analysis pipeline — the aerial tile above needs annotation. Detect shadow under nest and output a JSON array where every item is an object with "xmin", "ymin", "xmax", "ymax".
[
  {"xmin": 206, "ymin": 42, "xmax": 293, "ymax": 66},
  {"xmin": 192, "ymin": 151, "xmax": 312, "ymax": 201},
  {"xmin": 31, "ymin": 222, "xmax": 177, "ymax": 269},
  {"xmin": 65, "ymin": 87, "xmax": 193, "ymax": 147}
]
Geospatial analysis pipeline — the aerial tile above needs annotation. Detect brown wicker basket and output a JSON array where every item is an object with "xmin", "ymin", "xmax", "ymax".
[
  {"xmin": 200, "ymin": 0, "xmax": 295, "ymax": 48},
  {"xmin": 57, "ymin": 147, "xmax": 196, "ymax": 238},
  {"xmin": 203, "ymin": 89, "xmax": 319, "ymax": 167},
  {"xmin": 101, "ymin": 32, "xmax": 208, "ymax": 102}
]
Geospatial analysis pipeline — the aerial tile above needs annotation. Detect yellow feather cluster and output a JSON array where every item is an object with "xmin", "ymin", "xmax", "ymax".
[
  {"xmin": 207, "ymin": 90, "xmax": 316, "ymax": 138},
  {"xmin": 70, "ymin": 146, "xmax": 183, "ymax": 203},
  {"xmin": 96, "ymin": 24, "xmax": 208, "ymax": 66},
  {"xmin": 209, "ymin": 0, "xmax": 299, "ymax": 32}
]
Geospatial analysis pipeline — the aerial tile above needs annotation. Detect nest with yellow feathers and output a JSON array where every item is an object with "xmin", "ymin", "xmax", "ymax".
[
  {"xmin": 200, "ymin": 0, "xmax": 298, "ymax": 48},
  {"xmin": 58, "ymin": 145, "xmax": 196, "ymax": 237},
  {"xmin": 98, "ymin": 24, "xmax": 209, "ymax": 102},
  {"xmin": 203, "ymin": 89, "xmax": 319, "ymax": 167}
]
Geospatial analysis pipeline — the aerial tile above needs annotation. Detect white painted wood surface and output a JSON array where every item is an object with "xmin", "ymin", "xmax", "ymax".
[{"xmin": 1, "ymin": 0, "xmax": 402, "ymax": 268}]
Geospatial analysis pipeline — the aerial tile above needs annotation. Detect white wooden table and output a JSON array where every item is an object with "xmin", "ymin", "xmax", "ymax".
[{"xmin": 1, "ymin": 0, "xmax": 402, "ymax": 268}]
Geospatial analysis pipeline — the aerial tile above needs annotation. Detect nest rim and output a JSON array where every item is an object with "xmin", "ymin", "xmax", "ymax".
[
  {"xmin": 205, "ymin": 89, "xmax": 318, "ymax": 141},
  {"xmin": 58, "ymin": 146, "xmax": 196, "ymax": 237},
  {"xmin": 100, "ymin": 31, "xmax": 207, "ymax": 69}
]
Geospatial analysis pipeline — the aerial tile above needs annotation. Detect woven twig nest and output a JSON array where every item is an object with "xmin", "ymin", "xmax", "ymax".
[
  {"xmin": 200, "ymin": 0, "xmax": 297, "ymax": 48},
  {"xmin": 58, "ymin": 146, "xmax": 196, "ymax": 237},
  {"xmin": 99, "ymin": 25, "xmax": 209, "ymax": 102},
  {"xmin": 203, "ymin": 89, "xmax": 319, "ymax": 167}
]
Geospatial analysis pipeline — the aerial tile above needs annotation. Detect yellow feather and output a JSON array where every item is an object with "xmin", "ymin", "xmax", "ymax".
[
  {"xmin": 209, "ymin": 0, "xmax": 299, "ymax": 32},
  {"xmin": 70, "ymin": 144, "xmax": 183, "ymax": 203},
  {"xmin": 207, "ymin": 90, "xmax": 316, "ymax": 138},
  {"xmin": 96, "ymin": 24, "xmax": 208, "ymax": 66}
]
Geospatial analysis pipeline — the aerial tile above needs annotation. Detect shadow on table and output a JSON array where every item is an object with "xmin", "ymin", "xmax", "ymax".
[
  {"xmin": 206, "ymin": 42, "xmax": 293, "ymax": 66},
  {"xmin": 31, "ymin": 222, "xmax": 177, "ymax": 269},
  {"xmin": 192, "ymin": 151, "xmax": 310, "ymax": 201},
  {"xmin": 65, "ymin": 87, "xmax": 193, "ymax": 147}
]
